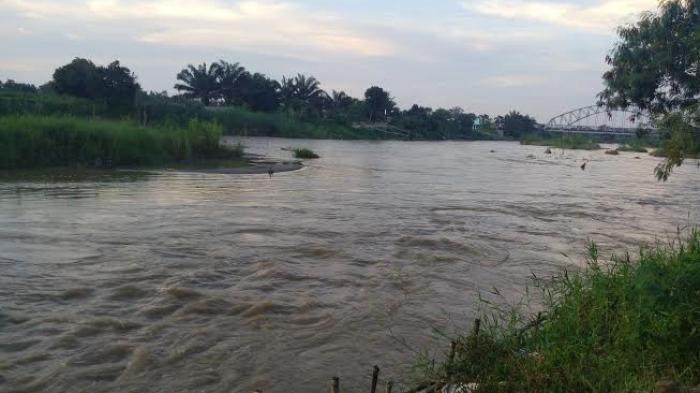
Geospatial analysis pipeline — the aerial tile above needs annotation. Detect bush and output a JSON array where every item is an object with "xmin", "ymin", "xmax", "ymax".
[
  {"xmin": 293, "ymin": 148, "xmax": 320, "ymax": 159},
  {"xmin": 210, "ymin": 106, "xmax": 384, "ymax": 139},
  {"xmin": 617, "ymin": 139, "xmax": 649, "ymax": 153},
  {"xmin": 416, "ymin": 232, "xmax": 700, "ymax": 392}
]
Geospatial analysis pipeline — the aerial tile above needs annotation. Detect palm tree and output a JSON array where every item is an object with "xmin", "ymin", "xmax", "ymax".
[
  {"xmin": 279, "ymin": 75, "xmax": 298, "ymax": 108},
  {"xmin": 280, "ymin": 74, "xmax": 326, "ymax": 109},
  {"xmin": 330, "ymin": 90, "xmax": 354, "ymax": 111},
  {"xmin": 293, "ymin": 74, "xmax": 325, "ymax": 103},
  {"xmin": 216, "ymin": 60, "xmax": 248, "ymax": 105},
  {"xmin": 174, "ymin": 63, "xmax": 220, "ymax": 106}
]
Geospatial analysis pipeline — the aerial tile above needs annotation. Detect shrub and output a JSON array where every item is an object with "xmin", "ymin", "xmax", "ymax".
[
  {"xmin": 416, "ymin": 232, "xmax": 700, "ymax": 392},
  {"xmin": 293, "ymin": 148, "xmax": 320, "ymax": 159}
]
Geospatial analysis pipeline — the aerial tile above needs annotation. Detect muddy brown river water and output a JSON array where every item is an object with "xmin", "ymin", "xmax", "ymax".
[{"xmin": 1, "ymin": 138, "xmax": 699, "ymax": 393}]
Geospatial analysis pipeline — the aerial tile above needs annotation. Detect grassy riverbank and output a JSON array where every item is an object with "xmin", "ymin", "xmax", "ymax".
[
  {"xmin": 0, "ymin": 115, "xmax": 241, "ymax": 169},
  {"xmin": 416, "ymin": 232, "xmax": 700, "ymax": 392},
  {"xmin": 521, "ymin": 134, "xmax": 600, "ymax": 150},
  {"xmin": 211, "ymin": 106, "xmax": 385, "ymax": 140}
]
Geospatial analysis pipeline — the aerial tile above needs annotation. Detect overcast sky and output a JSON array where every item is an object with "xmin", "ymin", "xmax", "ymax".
[{"xmin": 0, "ymin": 0, "xmax": 658, "ymax": 121}]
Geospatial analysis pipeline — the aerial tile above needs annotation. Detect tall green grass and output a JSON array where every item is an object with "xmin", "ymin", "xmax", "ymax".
[
  {"xmin": 618, "ymin": 138, "xmax": 654, "ymax": 153},
  {"xmin": 0, "ymin": 116, "xmax": 229, "ymax": 169},
  {"xmin": 211, "ymin": 106, "xmax": 385, "ymax": 140},
  {"xmin": 521, "ymin": 134, "xmax": 600, "ymax": 150},
  {"xmin": 416, "ymin": 232, "xmax": 700, "ymax": 392},
  {"xmin": 1, "ymin": 92, "xmax": 389, "ymax": 140},
  {"xmin": 0, "ymin": 91, "xmax": 100, "ymax": 118}
]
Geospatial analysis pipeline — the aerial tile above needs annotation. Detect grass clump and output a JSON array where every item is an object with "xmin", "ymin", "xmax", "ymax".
[
  {"xmin": 521, "ymin": 134, "xmax": 600, "ymax": 150},
  {"xmin": 617, "ymin": 139, "xmax": 650, "ymax": 153},
  {"xmin": 293, "ymin": 148, "xmax": 320, "ymax": 159},
  {"xmin": 0, "ymin": 115, "xmax": 237, "ymax": 169},
  {"xmin": 416, "ymin": 232, "xmax": 700, "ymax": 392}
]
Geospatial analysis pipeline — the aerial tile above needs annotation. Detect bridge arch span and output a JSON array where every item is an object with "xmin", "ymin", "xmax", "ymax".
[{"xmin": 546, "ymin": 105, "xmax": 654, "ymax": 131}]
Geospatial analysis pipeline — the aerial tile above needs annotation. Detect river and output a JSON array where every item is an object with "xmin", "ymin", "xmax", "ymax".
[{"xmin": 1, "ymin": 138, "xmax": 699, "ymax": 393}]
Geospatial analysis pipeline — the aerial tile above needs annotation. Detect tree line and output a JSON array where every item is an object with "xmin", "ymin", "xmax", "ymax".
[{"xmin": 1, "ymin": 58, "xmax": 540, "ymax": 140}]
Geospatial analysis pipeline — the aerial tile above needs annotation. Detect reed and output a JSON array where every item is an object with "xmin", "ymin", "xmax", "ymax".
[{"xmin": 0, "ymin": 115, "xmax": 232, "ymax": 169}]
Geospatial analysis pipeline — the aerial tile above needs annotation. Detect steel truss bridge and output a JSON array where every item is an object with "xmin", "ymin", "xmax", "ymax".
[{"xmin": 545, "ymin": 105, "xmax": 657, "ymax": 136}]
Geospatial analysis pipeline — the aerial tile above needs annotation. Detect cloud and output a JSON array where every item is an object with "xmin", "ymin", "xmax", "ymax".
[
  {"xmin": 1, "ymin": 0, "xmax": 397, "ymax": 58},
  {"xmin": 479, "ymin": 74, "xmax": 545, "ymax": 88},
  {"xmin": 465, "ymin": 0, "xmax": 657, "ymax": 32}
]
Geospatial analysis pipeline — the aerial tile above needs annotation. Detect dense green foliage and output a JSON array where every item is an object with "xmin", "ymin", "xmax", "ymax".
[
  {"xmin": 0, "ymin": 91, "xmax": 98, "ymax": 117},
  {"xmin": 503, "ymin": 111, "xmax": 537, "ymax": 138},
  {"xmin": 292, "ymin": 148, "xmax": 320, "ymax": 159},
  {"xmin": 417, "ymin": 232, "xmax": 700, "ymax": 392},
  {"xmin": 364, "ymin": 86, "xmax": 396, "ymax": 123},
  {"xmin": 209, "ymin": 106, "xmax": 383, "ymax": 139},
  {"xmin": 599, "ymin": 0, "xmax": 699, "ymax": 179},
  {"xmin": 0, "ymin": 79, "xmax": 38, "ymax": 94},
  {"xmin": 654, "ymin": 111, "xmax": 700, "ymax": 180},
  {"xmin": 617, "ymin": 139, "xmax": 651, "ymax": 153},
  {"xmin": 3, "ymin": 57, "xmax": 543, "ymax": 141},
  {"xmin": 599, "ymin": 0, "xmax": 699, "ymax": 113},
  {"xmin": 391, "ymin": 105, "xmax": 481, "ymax": 140},
  {"xmin": 0, "ymin": 116, "xmax": 231, "ymax": 169},
  {"xmin": 520, "ymin": 134, "xmax": 600, "ymax": 150},
  {"xmin": 48, "ymin": 58, "xmax": 140, "ymax": 114},
  {"xmin": 7, "ymin": 58, "xmax": 536, "ymax": 141}
]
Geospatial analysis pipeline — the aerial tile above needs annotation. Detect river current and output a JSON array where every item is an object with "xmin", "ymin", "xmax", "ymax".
[{"xmin": 1, "ymin": 138, "xmax": 699, "ymax": 392}]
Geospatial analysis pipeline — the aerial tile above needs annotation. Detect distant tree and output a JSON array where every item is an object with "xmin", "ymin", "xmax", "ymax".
[
  {"xmin": 327, "ymin": 90, "xmax": 358, "ymax": 123},
  {"xmin": 450, "ymin": 107, "xmax": 477, "ymax": 135},
  {"xmin": 432, "ymin": 108, "xmax": 452, "ymax": 138},
  {"xmin": 99, "ymin": 61, "xmax": 140, "ymax": 110},
  {"xmin": 599, "ymin": 0, "xmax": 700, "ymax": 179},
  {"xmin": 330, "ymin": 90, "xmax": 355, "ymax": 112},
  {"xmin": 293, "ymin": 74, "xmax": 325, "ymax": 104},
  {"xmin": 216, "ymin": 60, "xmax": 248, "ymax": 105},
  {"xmin": 0, "ymin": 79, "xmax": 37, "ymax": 93},
  {"xmin": 39, "ymin": 81, "xmax": 56, "ymax": 94},
  {"xmin": 503, "ymin": 110, "xmax": 537, "ymax": 138},
  {"xmin": 174, "ymin": 63, "xmax": 220, "ymax": 106},
  {"xmin": 400, "ymin": 104, "xmax": 433, "ymax": 133},
  {"xmin": 279, "ymin": 74, "xmax": 327, "ymax": 113},
  {"xmin": 237, "ymin": 73, "xmax": 281, "ymax": 112},
  {"xmin": 52, "ymin": 58, "xmax": 104, "ymax": 100},
  {"xmin": 51, "ymin": 58, "xmax": 139, "ymax": 111},
  {"xmin": 364, "ymin": 86, "xmax": 395, "ymax": 122}
]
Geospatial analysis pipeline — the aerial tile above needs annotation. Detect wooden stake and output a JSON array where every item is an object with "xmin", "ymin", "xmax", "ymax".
[
  {"xmin": 370, "ymin": 365, "xmax": 380, "ymax": 393},
  {"xmin": 385, "ymin": 381, "xmax": 393, "ymax": 393},
  {"xmin": 331, "ymin": 377, "xmax": 340, "ymax": 393},
  {"xmin": 473, "ymin": 318, "xmax": 481, "ymax": 338}
]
